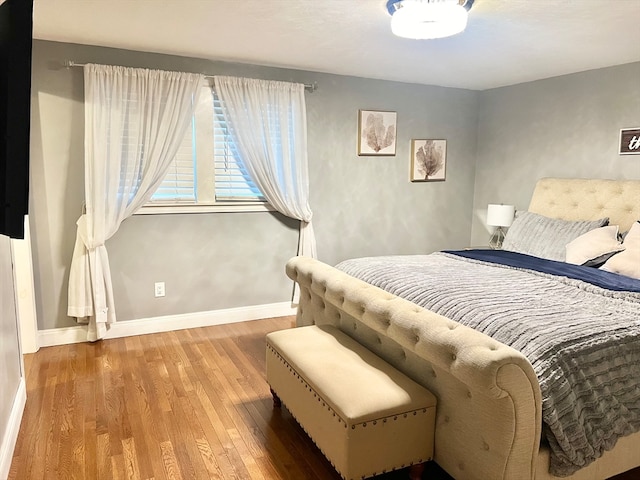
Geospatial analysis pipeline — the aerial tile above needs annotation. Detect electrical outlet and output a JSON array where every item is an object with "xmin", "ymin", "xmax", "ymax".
[{"xmin": 154, "ymin": 282, "xmax": 165, "ymax": 298}]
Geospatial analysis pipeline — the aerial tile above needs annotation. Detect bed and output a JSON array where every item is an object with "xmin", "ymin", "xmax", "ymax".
[{"xmin": 285, "ymin": 178, "xmax": 640, "ymax": 480}]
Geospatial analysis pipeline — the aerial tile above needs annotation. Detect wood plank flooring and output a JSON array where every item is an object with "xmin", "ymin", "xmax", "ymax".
[{"xmin": 9, "ymin": 316, "xmax": 639, "ymax": 480}]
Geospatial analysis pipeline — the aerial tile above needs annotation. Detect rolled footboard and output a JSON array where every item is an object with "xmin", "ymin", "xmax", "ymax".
[{"xmin": 287, "ymin": 256, "xmax": 543, "ymax": 480}]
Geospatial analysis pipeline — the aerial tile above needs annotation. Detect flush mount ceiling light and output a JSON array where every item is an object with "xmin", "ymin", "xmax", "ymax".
[{"xmin": 386, "ymin": 0, "xmax": 474, "ymax": 40}]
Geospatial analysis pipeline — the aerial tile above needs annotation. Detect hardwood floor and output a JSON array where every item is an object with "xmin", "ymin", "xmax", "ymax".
[{"xmin": 9, "ymin": 316, "xmax": 639, "ymax": 480}]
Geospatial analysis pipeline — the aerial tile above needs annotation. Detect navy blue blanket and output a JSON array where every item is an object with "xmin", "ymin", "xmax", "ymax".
[{"xmin": 444, "ymin": 249, "xmax": 640, "ymax": 293}]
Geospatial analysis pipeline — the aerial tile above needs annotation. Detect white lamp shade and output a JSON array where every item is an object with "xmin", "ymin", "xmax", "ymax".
[
  {"xmin": 390, "ymin": 0, "xmax": 468, "ymax": 40},
  {"xmin": 487, "ymin": 204, "xmax": 515, "ymax": 227}
]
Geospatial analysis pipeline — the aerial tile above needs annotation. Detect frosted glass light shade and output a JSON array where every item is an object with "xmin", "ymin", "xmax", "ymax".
[
  {"xmin": 487, "ymin": 204, "xmax": 515, "ymax": 227},
  {"xmin": 390, "ymin": 0, "xmax": 468, "ymax": 40}
]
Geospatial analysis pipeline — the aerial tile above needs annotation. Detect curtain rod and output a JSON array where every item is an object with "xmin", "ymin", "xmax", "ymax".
[{"xmin": 63, "ymin": 60, "xmax": 318, "ymax": 93}]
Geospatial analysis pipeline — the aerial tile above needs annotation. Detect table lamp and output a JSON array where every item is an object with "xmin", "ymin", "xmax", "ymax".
[{"xmin": 487, "ymin": 204, "xmax": 515, "ymax": 249}]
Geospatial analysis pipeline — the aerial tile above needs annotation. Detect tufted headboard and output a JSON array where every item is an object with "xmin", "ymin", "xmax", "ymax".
[{"xmin": 528, "ymin": 178, "xmax": 640, "ymax": 233}]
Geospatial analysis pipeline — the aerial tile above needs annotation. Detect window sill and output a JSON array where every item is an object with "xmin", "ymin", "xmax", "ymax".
[{"xmin": 135, "ymin": 202, "xmax": 275, "ymax": 215}]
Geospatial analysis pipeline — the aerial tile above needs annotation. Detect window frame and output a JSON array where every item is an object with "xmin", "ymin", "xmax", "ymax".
[{"xmin": 136, "ymin": 83, "xmax": 273, "ymax": 215}]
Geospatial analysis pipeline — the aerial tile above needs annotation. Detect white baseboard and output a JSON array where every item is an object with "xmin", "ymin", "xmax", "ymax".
[
  {"xmin": 38, "ymin": 302, "xmax": 297, "ymax": 347},
  {"xmin": 0, "ymin": 378, "xmax": 26, "ymax": 480}
]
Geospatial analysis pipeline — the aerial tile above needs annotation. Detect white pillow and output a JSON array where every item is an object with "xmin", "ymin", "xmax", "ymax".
[
  {"xmin": 600, "ymin": 222, "xmax": 640, "ymax": 279},
  {"xmin": 565, "ymin": 226, "xmax": 625, "ymax": 267}
]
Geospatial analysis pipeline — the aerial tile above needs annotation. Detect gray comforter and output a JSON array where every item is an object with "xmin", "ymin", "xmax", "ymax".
[{"xmin": 337, "ymin": 252, "xmax": 640, "ymax": 477}]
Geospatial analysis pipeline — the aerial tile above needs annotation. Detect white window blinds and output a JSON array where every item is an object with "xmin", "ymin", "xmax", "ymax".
[
  {"xmin": 150, "ymin": 116, "xmax": 197, "ymax": 202},
  {"xmin": 213, "ymin": 92, "xmax": 264, "ymax": 202},
  {"xmin": 148, "ymin": 87, "xmax": 264, "ymax": 205}
]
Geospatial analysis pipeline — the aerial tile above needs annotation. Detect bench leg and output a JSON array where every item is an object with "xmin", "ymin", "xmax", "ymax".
[
  {"xmin": 408, "ymin": 462, "xmax": 425, "ymax": 480},
  {"xmin": 270, "ymin": 388, "xmax": 282, "ymax": 408}
]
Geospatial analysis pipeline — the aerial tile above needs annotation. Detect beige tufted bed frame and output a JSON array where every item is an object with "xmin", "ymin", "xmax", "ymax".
[{"xmin": 286, "ymin": 178, "xmax": 640, "ymax": 480}]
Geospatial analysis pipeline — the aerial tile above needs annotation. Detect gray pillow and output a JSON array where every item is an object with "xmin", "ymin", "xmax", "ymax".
[{"xmin": 502, "ymin": 211, "xmax": 609, "ymax": 261}]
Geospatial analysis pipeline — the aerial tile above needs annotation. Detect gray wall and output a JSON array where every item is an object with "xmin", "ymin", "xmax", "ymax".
[
  {"xmin": 30, "ymin": 40, "xmax": 479, "ymax": 330},
  {"xmin": 471, "ymin": 62, "xmax": 640, "ymax": 246},
  {"xmin": 0, "ymin": 234, "xmax": 22, "ymax": 465}
]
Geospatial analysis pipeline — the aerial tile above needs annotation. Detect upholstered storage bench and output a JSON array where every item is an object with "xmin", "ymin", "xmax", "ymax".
[{"xmin": 266, "ymin": 325, "xmax": 437, "ymax": 480}]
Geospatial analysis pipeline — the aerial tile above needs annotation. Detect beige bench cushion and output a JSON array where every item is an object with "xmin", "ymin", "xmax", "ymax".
[{"xmin": 266, "ymin": 324, "xmax": 436, "ymax": 424}]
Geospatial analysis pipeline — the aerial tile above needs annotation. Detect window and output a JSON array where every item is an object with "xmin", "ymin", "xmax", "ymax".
[
  {"xmin": 138, "ymin": 85, "xmax": 270, "ymax": 214},
  {"xmin": 148, "ymin": 115, "xmax": 197, "ymax": 203},
  {"xmin": 212, "ymin": 93, "xmax": 265, "ymax": 202}
]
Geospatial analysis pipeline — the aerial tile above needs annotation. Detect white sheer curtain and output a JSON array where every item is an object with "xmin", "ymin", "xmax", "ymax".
[
  {"xmin": 213, "ymin": 76, "xmax": 316, "ymax": 260},
  {"xmin": 68, "ymin": 64, "xmax": 203, "ymax": 341}
]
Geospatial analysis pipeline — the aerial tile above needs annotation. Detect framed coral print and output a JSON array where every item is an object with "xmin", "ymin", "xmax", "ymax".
[
  {"xmin": 357, "ymin": 110, "xmax": 397, "ymax": 156},
  {"xmin": 410, "ymin": 139, "xmax": 446, "ymax": 182}
]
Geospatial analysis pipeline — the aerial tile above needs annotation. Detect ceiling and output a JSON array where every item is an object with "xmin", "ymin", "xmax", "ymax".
[{"xmin": 32, "ymin": 0, "xmax": 640, "ymax": 91}]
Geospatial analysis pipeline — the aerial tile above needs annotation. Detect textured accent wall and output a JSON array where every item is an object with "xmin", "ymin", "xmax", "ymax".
[
  {"xmin": 29, "ymin": 40, "xmax": 479, "ymax": 330},
  {"xmin": 471, "ymin": 62, "xmax": 640, "ymax": 246}
]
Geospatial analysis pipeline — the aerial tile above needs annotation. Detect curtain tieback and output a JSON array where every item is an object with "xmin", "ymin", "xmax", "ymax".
[{"xmin": 75, "ymin": 214, "xmax": 104, "ymax": 251}]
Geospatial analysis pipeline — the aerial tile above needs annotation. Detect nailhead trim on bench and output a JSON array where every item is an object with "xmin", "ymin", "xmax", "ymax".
[{"xmin": 268, "ymin": 350, "xmax": 430, "ymax": 480}]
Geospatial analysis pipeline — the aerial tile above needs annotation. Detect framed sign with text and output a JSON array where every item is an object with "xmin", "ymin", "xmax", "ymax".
[{"xmin": 619, "ymin": 128, "xmax": 640, "ymax": 155}]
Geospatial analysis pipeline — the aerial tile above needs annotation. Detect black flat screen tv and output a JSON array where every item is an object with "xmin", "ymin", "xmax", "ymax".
[{"xmin": 0, "ymin": 0, "xmax": 33, "ymax": 239}]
